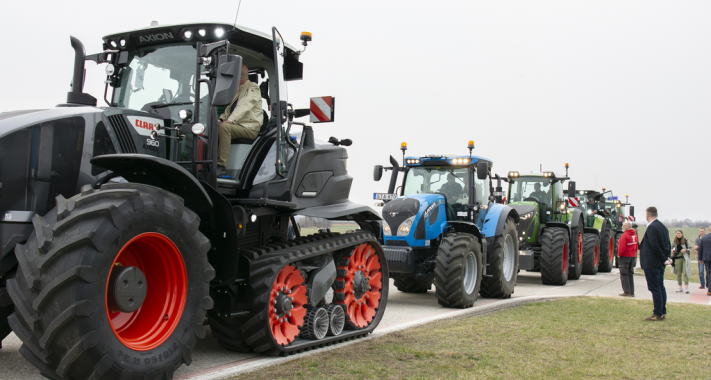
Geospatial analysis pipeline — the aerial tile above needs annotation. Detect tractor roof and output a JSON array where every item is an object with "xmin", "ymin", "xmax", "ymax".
[
  {"xmin": 404, "ymin": 154, "xmax": 492, "ymax": 167},
  {"xmin": 101, "ymin": 22, "xmax": 299, "ymax": 58}
]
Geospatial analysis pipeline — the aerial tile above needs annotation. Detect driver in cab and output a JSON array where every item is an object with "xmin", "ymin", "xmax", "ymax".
[
  {"xmin": 217, "ymin": 64, "xmax": 263, "ymax": 176},
  {"xmin": 439, "ymin": 174, "xmax": 463, "ymax": 203},
  {"xmin": 529, "ymin": 183, "xmax": 548, "ymax": 203}
]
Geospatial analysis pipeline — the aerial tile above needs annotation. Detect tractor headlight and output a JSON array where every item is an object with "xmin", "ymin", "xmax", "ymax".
[
  {"xmin": 215, "ymin": 27, "xmax": 225, "ymax": 38},
  {"xmin": 397, "ymin": 215, "xmax": 416, "ymax": 236},
  {"xmin": 383, "ymin": 221, "xmax": 392, "ymax": 236},
  {"xmin": 105, "ymin": 64, "xmax": 115, "ymax": 76},
  {"xmin": 587, "ymin": 209, "xmax": 593, "ymax": 215},
  {"xmin": 191, "ymin": 123, "xmax": 205, "ymax": 134}
]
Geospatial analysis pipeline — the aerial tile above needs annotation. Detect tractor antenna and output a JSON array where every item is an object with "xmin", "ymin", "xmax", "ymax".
[{"xmin": 233, "ymin": 0, "xmax": 243, "ymax": 29}]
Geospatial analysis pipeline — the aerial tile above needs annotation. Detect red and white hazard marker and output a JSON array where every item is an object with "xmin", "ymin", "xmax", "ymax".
[
  {"xmin": 629, "ymin": 215, "xmax": 635, "ymax": 222},
  {"xmin": 310, "ymin": 96, "xmax": 335, "ymax": 123},
  {"xmin": 568, "ymin": 197, "xmax": 579, "ymax": 208}
]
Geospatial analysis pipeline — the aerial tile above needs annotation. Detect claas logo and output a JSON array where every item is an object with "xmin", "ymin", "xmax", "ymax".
[{"xmin": 135, "ymin": 120, "xmax": 159, "ymax": 131}]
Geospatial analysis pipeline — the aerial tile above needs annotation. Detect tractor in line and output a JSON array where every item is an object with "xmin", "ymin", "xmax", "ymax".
[
  {"xmin": 373, "ymin": 141, "xmax": 520, "ymax": 306},
  {"xmin": 0, "ymin": 22, "xmax": 388, "ymax": 379}
]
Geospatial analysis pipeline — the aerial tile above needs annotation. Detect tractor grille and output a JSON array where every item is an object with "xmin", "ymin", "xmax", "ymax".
[
  {"xmin": 107, "ymin": 115, "xmax": 137, "ymax": 153},
  {"xmin": 240, "ymin": 222, "xmax": 260, "ymax": 249},
  {"xmin": 509, "ymin": 204, "xmax": 538, "ymax": 238}
]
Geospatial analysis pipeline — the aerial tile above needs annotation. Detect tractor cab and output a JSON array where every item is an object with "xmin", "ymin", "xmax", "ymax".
[{"xmin": 505, "ymin": 171, "xmax": 569, "ymax": 223}]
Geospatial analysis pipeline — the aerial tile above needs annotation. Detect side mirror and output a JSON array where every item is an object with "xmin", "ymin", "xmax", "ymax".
[
  {"xmin": 629, "ymin": 206, "xmax": 635, "ymax": 217},
  {"xmin": 567, "ymin": 181, "xmax": 576, "ymax": 197},
  {"xmin": 476, "ymin": 162, "xmax": 488, "ymax": 180},
  {"xmin": 373, "ymin": 165, "xmax": 383, "ymax": 181},
  {"xmin": 310, "ymin": 96, "xmax": 335, "ymax": 123},
  {"xmin": 212, "ymin": 55, "xmax": 243, "ymax": 107}
]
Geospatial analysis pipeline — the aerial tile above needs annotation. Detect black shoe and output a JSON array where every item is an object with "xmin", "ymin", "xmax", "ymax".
[{"xmin": 217, "ymin": 165, "xmax": 226, "ymax": 176}]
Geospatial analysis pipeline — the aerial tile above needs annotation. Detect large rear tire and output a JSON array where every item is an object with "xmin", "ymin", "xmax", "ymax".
[
  {"xmin": 540, "ymin": 228, "xmax": 569, "ymax": 285},
  {"xmin": 480, "ymin": 218, "xmax": 518, "ymax": 298},
  {"xmin": 568, "ymin": 220, "xmax": 584, "ymax": 280},
  {"xmin": 598, "ymin": 224, "xmax": 615, "ymax": 272},
  {"xmin": 582, "ymin": 233, "xmax": 600, "ymax": 275},
  {"xmin": 393, "ymin": 277, "xmax": 433, "ymax": 293},
  {"xmin": 0, "ymin": 284, "xmax": 12, "ymax": 348},
  {"xmin": 434, "ymin": 233, "xmax": 482, "ymax": 308},
  {"xmin": 6, "ymin": 183, "xmax": 214, "ymax": 380}
]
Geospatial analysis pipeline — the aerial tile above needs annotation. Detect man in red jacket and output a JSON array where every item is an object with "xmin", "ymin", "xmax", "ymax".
[{"xmin": 618, "ymin": 222, "xmax": 639, "ymax": 297}]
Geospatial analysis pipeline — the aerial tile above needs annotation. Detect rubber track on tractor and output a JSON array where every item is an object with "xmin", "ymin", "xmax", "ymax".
[
  {"xmin": 393, "ymin": 277, "xmax": 433, "ymax": 293},
  {"xmin": 238, "ymin": 231, "xmax": 388, "ymax": 356}
]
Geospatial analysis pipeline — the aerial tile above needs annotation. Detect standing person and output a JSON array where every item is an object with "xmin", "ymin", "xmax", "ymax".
[
  {"xmin": 617, "ymin": 222, "xmax": 639, "ymax": 297},
  {"xmin": 696, "ymin": 228, "xmax": 706, "ymax": 289},
  {"xmin": 639, "ymin": 207, "xmax": 672, "ymax": 321},
  {"xmin": 631, "ymin": 223, "xmax": 639, "ymax": 234},
  {"xmin": 670, "ymin": 230, "xmax": 692, "ymax": 293},
  {"xmin": 697, "ymin": 228, "xmax": 711, "ymax": 296}
]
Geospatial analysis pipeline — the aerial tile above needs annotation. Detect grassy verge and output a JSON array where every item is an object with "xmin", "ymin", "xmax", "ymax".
[
  {"xmin": 298, "ymin": 224, "xmax": 359, "ymax": 236},
  {"xmin": 634, "ymin": 265, "xmax": 702, "ymax": 285},
  {"xmin": 235, "ymin": 297, "xmax": 711, "ymax": 380}
]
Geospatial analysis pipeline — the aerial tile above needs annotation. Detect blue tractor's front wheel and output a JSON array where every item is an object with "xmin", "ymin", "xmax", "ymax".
[
  {"xmin": 480, "ymin": 217, "xmax": 519, "ymax": 298},
  {"xmin": 434, "ymin": 233, "xmax": 482, "ymax": 308}
]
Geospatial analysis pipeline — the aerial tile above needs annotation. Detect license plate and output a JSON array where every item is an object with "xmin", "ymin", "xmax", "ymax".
[{"xmin": 373, "ymin": 193, "xmax": 397, "ymax": 200}]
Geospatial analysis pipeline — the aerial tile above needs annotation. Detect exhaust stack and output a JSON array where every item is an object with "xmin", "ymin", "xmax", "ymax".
[{"xmin": 65, "ymin": 36, "xmax": 97, "ymax": 106}]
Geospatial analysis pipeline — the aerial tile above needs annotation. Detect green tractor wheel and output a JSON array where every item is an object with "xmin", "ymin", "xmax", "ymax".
[
  {"xmin": 598, "ymin": 224, "xmax": 615, "ymax": 272},
  {"xmin": 568, "ymin": 220, "xmax": 584, "ymax": 280},
  {"xmin": 540, "ymin": 228, "xmax": 570, "ymax": 286},
  {"xmin": 581, "ymin": 233, "xmax": 600, "ymax": 275}
]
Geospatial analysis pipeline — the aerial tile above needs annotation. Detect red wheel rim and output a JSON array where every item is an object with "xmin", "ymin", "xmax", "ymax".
[
  {"xmin": 609, "ymin": 237, "xmax": 614, "ymax": 262},
  {"xmin": 562, "ymin": 242, "xmax": 568, "ymax": 273},
  {"xmin": 594, "ymin": 245, "xmax": 599, "ymax": 265},
  {"xmin": 336, "ymin": 243, "xmax": 383, "ymax": 328},
  {"xmin": 106, "ymin": 233, "xmax": 187, "ymax": 351},
  {"xmin": 577, "ymin": 232, "xmax": 583, "ymax": 263},
  {"xmin": 268, "ymin": 265, "xmax": 307, "ymax": 345}
]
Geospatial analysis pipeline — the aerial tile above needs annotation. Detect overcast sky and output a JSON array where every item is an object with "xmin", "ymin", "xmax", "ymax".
[{"xmin": 1, "ymin": 1, "xmax": 709, "ymax": 221}]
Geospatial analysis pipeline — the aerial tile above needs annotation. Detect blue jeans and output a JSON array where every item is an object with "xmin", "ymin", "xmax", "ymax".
[
  {"xmin": 644, "ymin": 266, "xmax": 667, "ymax": 317},
  {"xmin": 699, "ymin": 261, "xmax": 706, "ymax": 288}
]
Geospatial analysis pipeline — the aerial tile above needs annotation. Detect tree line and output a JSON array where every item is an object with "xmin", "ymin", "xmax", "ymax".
[{"xmin": 660, "ymin": 219, "xmax": 711, "ymax": 228}]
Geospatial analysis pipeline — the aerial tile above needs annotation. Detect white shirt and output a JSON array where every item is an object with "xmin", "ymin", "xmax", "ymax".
[{"xmin": 647, "ymin": 218, "xmax": 657, "ymax": 228}]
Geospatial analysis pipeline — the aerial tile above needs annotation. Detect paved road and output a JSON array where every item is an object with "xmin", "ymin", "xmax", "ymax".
[{"xmin": 1, "ymin": 268, "xmax": 708, "ymax": 380}]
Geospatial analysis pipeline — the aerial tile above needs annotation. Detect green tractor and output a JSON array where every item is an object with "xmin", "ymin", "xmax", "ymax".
[
  {"xmin": 563, "ymin": 188, "xmax": 633, "ymax": 273},
  {"xmin": 505, "ymin": 166, "xmax": 585, "ymax": 286}
]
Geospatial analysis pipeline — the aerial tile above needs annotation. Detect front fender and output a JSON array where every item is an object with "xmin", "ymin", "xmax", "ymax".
[
  {"xmin": 482, "ymin": 204, "xmax": 520, "ymax": 238},
  {"xmin": 91, "ymin": 154, "xmax": 214, "ymax": 224}
]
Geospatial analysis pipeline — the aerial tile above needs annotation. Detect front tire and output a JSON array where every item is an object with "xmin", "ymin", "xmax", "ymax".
[
  {"xmin": 598, "ymin": 224, "xmax": 614, "ymax": 272},
  {"xmin": 480, "ymin": 218, "xmax": 518, "ymax": 298},
  {"xmin": 540, "ymin": 228, "xmax": 569, "ymax": 285},
  {"xmin": 582, "ymin": 233, "xmax": 600, "ymax": 275},
  {"xmin": 434, "ymin": 233, "xmax": 482, "ymax": 308},
  {"xmin": 393, "ymin": 276, "xmax": 433, "ymax": 293},
  {"xmin": 0, "ymin": 284, "xmax": 12, "ymax": 348},
  {"xmin": 6, "ymin": 183, "xmax": 214, "ymax": 380},
  {"xmin": 568, "ymin": 220, "xmax": 584, "ymax": 280}
]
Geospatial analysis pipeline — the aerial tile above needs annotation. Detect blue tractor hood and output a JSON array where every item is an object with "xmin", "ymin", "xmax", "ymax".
[{"xmin": 382, "ymin": 193, "xmax": 448, "ymax": 247}]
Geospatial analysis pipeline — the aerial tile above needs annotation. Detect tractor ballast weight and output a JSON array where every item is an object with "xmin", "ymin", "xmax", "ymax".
[
  {"xmin": 0, "ymin": 22, "xmax": 388, "ymax": 379},
  {"xmin": 374, "ymin": 147, "xmax": 520, "ymax": 303}
]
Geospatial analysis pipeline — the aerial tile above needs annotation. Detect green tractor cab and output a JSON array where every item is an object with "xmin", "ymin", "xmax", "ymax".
[{"xmin": 505, "ymin": 166, "xmax": 585, "ymax": 285}]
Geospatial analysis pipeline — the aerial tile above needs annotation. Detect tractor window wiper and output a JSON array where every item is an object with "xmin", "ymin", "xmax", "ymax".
[{"xmin": 148, "ymin": 102, "xmax": 194, "ymax": 110}]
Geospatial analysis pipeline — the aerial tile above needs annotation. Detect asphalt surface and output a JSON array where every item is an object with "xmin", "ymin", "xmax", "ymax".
[{"xmin": 1, "ymin": 266, "xmax": 709, "ymax": 380}]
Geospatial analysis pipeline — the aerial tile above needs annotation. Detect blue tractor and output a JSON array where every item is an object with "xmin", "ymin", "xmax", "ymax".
[{"xmin": 373, "ymin": 142, "xmax": 521, "ymax": 307}]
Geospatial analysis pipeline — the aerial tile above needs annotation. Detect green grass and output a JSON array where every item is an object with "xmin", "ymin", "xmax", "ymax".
[
  {"xmin": 634, "ymin": 227, "xmax": 705, "ymax": 284},
  {"xmin": 235, "ymin": 297, "xmax": 711, "ymax": 380}
]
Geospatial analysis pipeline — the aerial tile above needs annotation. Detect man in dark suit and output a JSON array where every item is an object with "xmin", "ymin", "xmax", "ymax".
[{"xmin": 639, "ymin": 206, "xmax": 672, "ymax": 321}]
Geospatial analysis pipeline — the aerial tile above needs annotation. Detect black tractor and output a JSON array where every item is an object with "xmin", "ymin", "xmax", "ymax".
[{"xmin": 0, "ymin": 22, "xmax": 388, "ymax": 379}]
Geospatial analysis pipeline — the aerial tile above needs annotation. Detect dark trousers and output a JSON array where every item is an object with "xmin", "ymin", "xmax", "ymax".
[
  {"xmin": 619, "ymin": 256, "xmax": 636, "ymax": 294},
  {"xmin": 644, "ymin": 266, "xmax": 667, "ymax": 317},
  {"xmin": 704, "ymin": 261, "xmax": 711, "ymax": 290}
]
